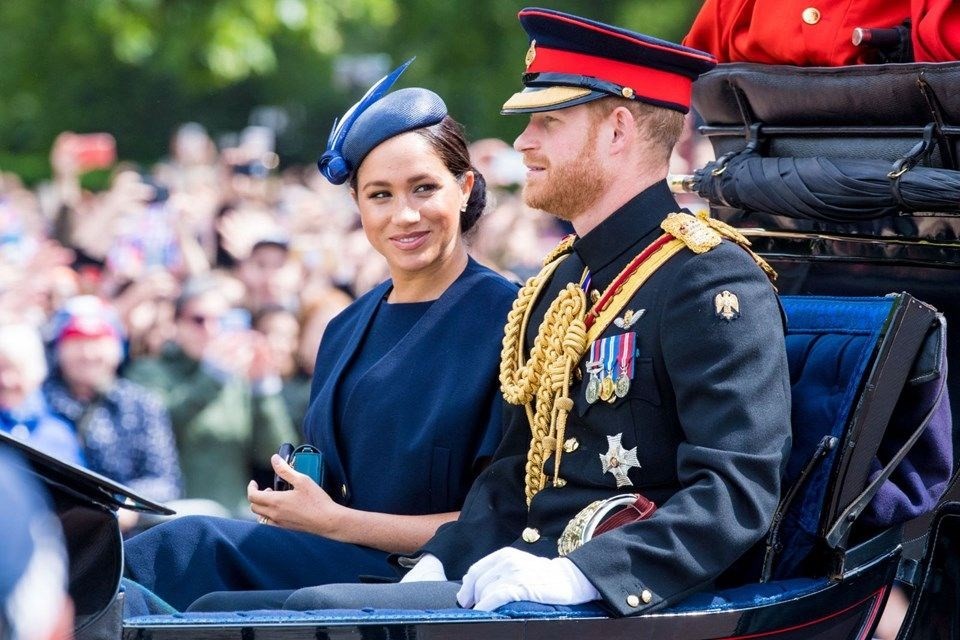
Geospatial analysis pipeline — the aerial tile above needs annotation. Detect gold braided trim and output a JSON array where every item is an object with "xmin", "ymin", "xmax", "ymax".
[
  {"xmin": 660, "ymin": 212, "xmax": 721, "ymax": 254},
  {"xmin": 664, "ymin": 211, "xmax": 778, "ymax": 282},
  {"xmin": 541, "ymin": 233, "xmax": 576, "ymax": 266},
  {"xmin": 585, "ymin": 239, "xmax": 686, "ymax": 343},
  {"xmin": 499, "ymin": 268, "xmax": 586, "ymax": 504},
  {"xmin": 499, "ymin": 229, "xmax": 692, "ymax": 507},
  {"xmin": 695, "ymin": 211, "xmax": 778, "ymax": 282}
]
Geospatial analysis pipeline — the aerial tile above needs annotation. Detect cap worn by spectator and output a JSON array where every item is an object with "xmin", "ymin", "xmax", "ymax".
[
  {"xmin": 250, "ymin": 233, "xmax": 290, "ymax": 255},
  {"xmin": 57, "ymin": 314, "xmax": 119, "ymax": 343},
  {"xmin": 501, "ymin": 7, "xmax": 716, "ymax": 115},
  {"xmin": 0, "ymin": 448, "xmax": 71, "ymax": 640},
  {"xmin": 50, "ymin": 295, "xmax": 124, "ymax": 346}
]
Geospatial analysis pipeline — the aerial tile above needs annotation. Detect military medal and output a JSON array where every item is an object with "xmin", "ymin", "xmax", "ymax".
[
  {"xmin": 615, "ymin": 368, "xmax": 631, "ymax": 398},
  {"xmin": 614, "ymin": 331, "xmax": 636, "ymax": 398},
  {"xmin": 591, "ymin": 332, "xmax": 636, "ymax": 403},
  {"xmin": 599, "ymin": 433, "xmax": 640, "ymax": 487},
  {"xmin": 585, "ymin": 361, "xmax": 602, "ymax": 404},
  {"xmin": 600, "ymin": 375, "xmax": 615, "ymax": 402},
  {"xmin": 599, "ymin": 334, "xmax": 617, "ymax": 402}
]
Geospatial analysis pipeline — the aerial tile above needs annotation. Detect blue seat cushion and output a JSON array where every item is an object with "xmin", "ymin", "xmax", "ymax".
[
  {"xmin": 774, "ymin": 296, "xmax": 893, "ymax": 578},
  {"xmin": 124, "ymin": 578, "xmax": 827, "ymax": 625},
  {"xmin": 124, "ymin": 607, "xmax": 507, "ymax": 626}
]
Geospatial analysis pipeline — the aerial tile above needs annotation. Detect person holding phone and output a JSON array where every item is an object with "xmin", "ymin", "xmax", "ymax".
[{"xmin": 121, "ymin": 61, "xmax": 518, "ymax": 614}]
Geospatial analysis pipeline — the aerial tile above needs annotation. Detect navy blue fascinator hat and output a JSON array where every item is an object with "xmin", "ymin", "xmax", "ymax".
[{"xmin": 317, "ymin": 59, "xmax": 448, "ymax": 185}]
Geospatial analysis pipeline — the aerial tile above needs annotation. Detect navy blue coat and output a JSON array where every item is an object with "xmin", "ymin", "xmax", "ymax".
[
  {"xmin": 123, "ymin": 258, "xmax": 517, "ymax": 611},
  {"xmin": 421, "ymin": 183, "xmax": 792, "ymax": 616},
  {"xmin": 305, "ymin": 257, "xmax": 516, "ymax": 515}
]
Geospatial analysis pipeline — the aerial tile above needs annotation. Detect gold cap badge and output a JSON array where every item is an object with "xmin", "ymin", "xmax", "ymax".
[{"xmin": 525, "ymin": 40, "xmax": 537, "ymax": 69}]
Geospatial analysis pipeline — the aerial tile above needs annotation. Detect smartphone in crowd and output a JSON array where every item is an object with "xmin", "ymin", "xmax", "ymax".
[{"xmin": 70, "ymin": 133, "xmax": 117, "ymax": 172}]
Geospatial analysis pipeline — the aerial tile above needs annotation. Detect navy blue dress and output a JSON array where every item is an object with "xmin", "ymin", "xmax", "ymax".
[{"xmin": 123, "ymin": 258, "xmax": 517, "ymax": 611}]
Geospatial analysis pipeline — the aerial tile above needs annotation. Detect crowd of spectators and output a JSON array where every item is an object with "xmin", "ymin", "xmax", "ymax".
[{"xmin": 0, "ymin": 116, "xmax": 710, "ymax": 528}]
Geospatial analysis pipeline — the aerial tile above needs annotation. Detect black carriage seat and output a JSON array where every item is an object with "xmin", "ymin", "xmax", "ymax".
[{"xmin": 122, "ymin": 292, "xmax": 951, "ymax": 631}]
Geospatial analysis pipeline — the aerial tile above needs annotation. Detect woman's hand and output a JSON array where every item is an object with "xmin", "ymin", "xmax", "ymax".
[
  {"xmin": 250, "ymin": 455, "xmax": 460, "ymax": 553},
  {"xmin": 247, "ymin": 454, "xmax": 345, "ymax": 538}
]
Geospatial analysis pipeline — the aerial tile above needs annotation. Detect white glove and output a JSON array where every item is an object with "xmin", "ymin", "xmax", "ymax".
[
  {"xmin": 400, "ymin": 553, "xmax": 447, "ymax": 583},
  {"xmin": 457, "ymin": 547, "xmax": 601, "ymax": 611}
]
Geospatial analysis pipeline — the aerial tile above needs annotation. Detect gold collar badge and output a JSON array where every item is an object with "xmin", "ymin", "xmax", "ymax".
[{"xmin": 525, "ymin": 40, "xmax": 537, "ymax": 70}]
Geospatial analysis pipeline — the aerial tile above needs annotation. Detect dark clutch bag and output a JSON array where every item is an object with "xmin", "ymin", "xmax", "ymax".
[{"xmin": 274, "ymin": 443, "xmax": 324, "ymax": 491}]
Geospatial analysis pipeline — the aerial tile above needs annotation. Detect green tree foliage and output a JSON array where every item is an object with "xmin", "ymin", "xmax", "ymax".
[
  {"xmin": 0, "ymin": 0, "xmax": 702, "ymax": 181},
  {"xmin": 383, "ymin": 0, "xmax": 701, "ymax": 144}
]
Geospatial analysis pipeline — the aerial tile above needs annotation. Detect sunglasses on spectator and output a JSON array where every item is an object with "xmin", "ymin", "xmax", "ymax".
[{"xmin": 184, "ymin": 314, "xmax": 222, "ymax": 327}]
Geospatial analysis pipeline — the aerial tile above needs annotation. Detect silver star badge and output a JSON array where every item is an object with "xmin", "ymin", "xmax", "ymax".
[{"xmin": 599, "ymin": 433, "xmax": 640, "ymax": 487}]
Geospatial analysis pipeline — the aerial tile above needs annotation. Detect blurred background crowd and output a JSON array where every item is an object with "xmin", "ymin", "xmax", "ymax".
[
  {"xmin": 0, "ymin": 0, "xmax": 713, "ymax": 532},
  {"xmin": 0, "ymin": 117, "xmax": 711, "ymax": 530}
]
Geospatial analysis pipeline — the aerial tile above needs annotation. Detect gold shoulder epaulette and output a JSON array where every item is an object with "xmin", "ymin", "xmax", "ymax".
[
  {"xmin": 660, "ymin": 212, "xmax": 721, "ymax": 254},
  {"xmin": 696, "ymin": 210, "xmax": 751, "ymax": 246},
  {"xmin": 662, "ymin": 211, "xmax": 778, "ymax": 282},
  {"xmin": 542, "ymin": 234, "xmax": 576, "ymax": 266},
  {"xmin": 697, "ymin": 211, "xmax": 778, "ymax": 282}
]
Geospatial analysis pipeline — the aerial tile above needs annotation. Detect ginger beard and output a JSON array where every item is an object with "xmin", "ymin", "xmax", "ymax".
[{"xmin": 521, "ymin": 122, "xmax": 607, "ymax": 221}]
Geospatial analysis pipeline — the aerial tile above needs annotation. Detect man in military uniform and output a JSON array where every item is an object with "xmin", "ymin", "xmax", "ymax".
[{"xmin": 284, "ymin": 7, "xmax": 792, "ymax": 616}]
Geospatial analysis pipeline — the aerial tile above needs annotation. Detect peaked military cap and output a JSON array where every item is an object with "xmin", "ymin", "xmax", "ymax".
[
  {"xmin": 318, "ymin": 59, "xmax": 448, "ymax": 185},
  {"xmin": 502, "ymin": 7, "xmax": 717, "ymax": 115}
]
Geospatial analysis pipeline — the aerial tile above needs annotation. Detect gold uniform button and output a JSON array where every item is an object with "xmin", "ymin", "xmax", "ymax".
[
  {"xmin": 626, "ymin": 594, "xmax": 641, "ymax": 607},
  {"xmin": 801, "ymin": 7, "xmax": 821, "ymax": 24},
  {"xmin": 521, "ymin": 527, "xmax": 541, "ymax": 543},
  {"xmin": 641, "ymin": 589, "xmax": 653, "ymax": 604},
  {"xmin": 621, "ymin": 87, "xmax": 635, "ymax": 99},
  {"xmin": 563, "ymin": 437, "xmax": 579, "ymax": 453},
  {"xmin": 554, "ymin": 478, "xmax": 567, "ymax": 488}
]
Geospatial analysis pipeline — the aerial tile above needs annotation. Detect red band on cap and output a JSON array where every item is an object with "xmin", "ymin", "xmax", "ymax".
[
  {"xmin": 58, "ymin": 317, "xmax": 118, "ymax": 342},
  {"xmin": 527, "ymin": 46, "xmax": 692, "ymax": 109},
  {"xmin": 58, "ymin": 327, "xmax": 117, "ymax": 342}
]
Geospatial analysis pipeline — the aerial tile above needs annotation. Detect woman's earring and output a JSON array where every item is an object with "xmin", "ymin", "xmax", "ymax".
[{"xmin": 460, "ymin": 201, "xmax": 468, "ymax": 213}]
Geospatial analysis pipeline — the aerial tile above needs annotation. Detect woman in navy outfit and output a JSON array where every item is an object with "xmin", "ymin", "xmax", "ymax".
[{"xmin": 122, "ymin": 61, "xmax": 518, "ymax": 614}]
